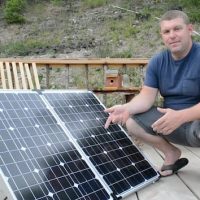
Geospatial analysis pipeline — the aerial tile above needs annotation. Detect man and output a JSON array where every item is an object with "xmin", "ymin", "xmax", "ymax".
[{"xmin": 104, "ymin": 10, "xmax": 200, "ymax": 177}]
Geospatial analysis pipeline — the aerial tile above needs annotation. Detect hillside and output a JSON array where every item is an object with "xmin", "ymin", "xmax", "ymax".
[{"xmin": 0, "ymin": 0, "xmax": 200, "ymax": 59}]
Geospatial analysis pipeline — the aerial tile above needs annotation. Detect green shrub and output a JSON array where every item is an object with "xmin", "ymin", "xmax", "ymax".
[{"xmin": 4, "ymin": 0, "xmax": 26, "ymax": 24}]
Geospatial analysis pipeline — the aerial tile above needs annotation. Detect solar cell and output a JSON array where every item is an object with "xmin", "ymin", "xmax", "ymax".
[
  {"xmin": 42, "ymin": 90, "xmax": 159, "ymax": 198},
  {"xmin": 0, "ymin": 91, "xmax": 111, "ymax": 200}
]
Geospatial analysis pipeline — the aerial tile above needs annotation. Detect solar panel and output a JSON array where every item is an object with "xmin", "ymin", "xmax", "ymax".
[
  {"xmin": 0, "ymin": 91, "xmax": 111, "ymax": 200},
  {"xmin": 0, "ymin": 90, "xmax": 159, "ymax": 200},
  {"xmin": 42, "ymin": 90, "xmax": 159, "ymax": 198}
]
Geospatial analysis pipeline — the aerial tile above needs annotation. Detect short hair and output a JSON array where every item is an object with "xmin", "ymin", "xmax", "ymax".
[{"xmin": 159, "ymin": 10, "xmax": 190, "ymax": 25}]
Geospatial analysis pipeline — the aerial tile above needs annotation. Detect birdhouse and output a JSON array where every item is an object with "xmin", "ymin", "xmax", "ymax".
[{"xmin": 105, "ymin": 69, "xmax": 122, "ymax": 89}]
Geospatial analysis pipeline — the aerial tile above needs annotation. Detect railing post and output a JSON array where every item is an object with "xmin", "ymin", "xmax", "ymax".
[
  {"xmin": 123, "ymin": 63, "xmax": 127, "ymax": 73},
  {"xmin": 65, "ymin": 64, "xmax": 70, "ymax": 89},
  {"xmin": 85, "ymin": 64, "xmax": 89, "ymax": 90},
  {"xmin": 46, "ymin": 64, "xmax": 50, "ymax": 89},
  {"xmin": 103, "ymin": 63, "xmax": 108, "ymax": 104},
  {"xmin": 140, "ymin": 64, "xmax": 145, "ymax": 85},
  {"xmin": 103, "ymin": 63, "xmax": 108, "ymax": 87}
]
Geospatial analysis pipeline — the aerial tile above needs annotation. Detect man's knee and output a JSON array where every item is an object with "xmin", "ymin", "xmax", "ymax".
[
  {"xmin": 188, "ymin": 120, "xmax": 200, "ymax": 147},
  {"xmin": 126, "ymin": 118, "xmax": 144, "ymax": 137}
]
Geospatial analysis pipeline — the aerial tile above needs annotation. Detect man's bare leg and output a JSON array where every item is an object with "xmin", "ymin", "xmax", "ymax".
[{"xmin": 126, "ymin": 118, "xmax": 181, "ymax": 176}]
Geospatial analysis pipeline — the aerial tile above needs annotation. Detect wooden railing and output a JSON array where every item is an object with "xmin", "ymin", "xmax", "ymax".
[
  {"xmin": 0, "ymin": 58, "xmax": 149, "ymax": 105},
  {"xmin": 0, "ymin": 58, "xmax": 148, "ymax": 65}
]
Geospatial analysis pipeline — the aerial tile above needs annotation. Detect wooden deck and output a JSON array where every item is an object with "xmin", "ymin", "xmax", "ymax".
[{"xmin": 124, "ymin": 143, "xmax": 200, "ymax": 200}]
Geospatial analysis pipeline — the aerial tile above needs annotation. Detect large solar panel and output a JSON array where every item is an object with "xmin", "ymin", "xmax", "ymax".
[
  {"xmin": 0, "ymin": 90, "xmax": 159, "ymax": 200},
  {"xmin": 0, "ymin": 91, "xmax": 111, "ymax": 200}
]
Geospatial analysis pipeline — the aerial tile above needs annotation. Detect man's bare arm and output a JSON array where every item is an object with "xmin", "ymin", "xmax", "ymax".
[
  {"xmin": 104, "ymin": 86, "xmax": 158, "ymax": 128},
  {"xmin": 125, "ymin": 86, "xmax": 158, "ymax": 115}
]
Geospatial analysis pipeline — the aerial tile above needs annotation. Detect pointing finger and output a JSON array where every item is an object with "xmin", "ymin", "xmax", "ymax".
[
  {"xmin": 104, "ymin": 107, "xmax": 114, "ymax": 113},
  {"xmin": 104, "ymin": 116, "xmax": 112, "ymax": 129}
]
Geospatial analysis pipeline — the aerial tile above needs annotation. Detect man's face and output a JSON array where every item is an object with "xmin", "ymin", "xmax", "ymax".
[{"xmin": 160, "ymin": 17, "xmax": 193, "ymax": 59}]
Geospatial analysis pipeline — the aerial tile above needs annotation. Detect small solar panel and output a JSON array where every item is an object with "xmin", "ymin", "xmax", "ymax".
[{"xmin": 0, "ymin": 90, "xmax": 159, "ymax": 200}]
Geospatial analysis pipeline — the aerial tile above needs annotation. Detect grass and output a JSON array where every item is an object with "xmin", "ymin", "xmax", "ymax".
[
  {"xmin": 1, "ymin": 0, "xmax": 199, "ymax": 105},
  {"xmin": 0, "ymin": 37, "xmax": 60, "ymax": 56},
  {"xmin": 94, "ymin": 45, "xmax": 113, "ymax": 58},
  {"xmin": 105, "ymin": 16, "xmax": 140, "ymax": 43},
  {"xmin": 50, "ymin": 0, "xmax": 64, "ymax": 6},
  {"xmin": 1, "ymin": 0, "xmax": 199, "ymax": 58},
  {"xmin": 111, "ymin": 50, "xmax": 133, "ymax": 58},
  {"xmin": 82, "ymin": 0, "xmax": 108, "ymax": 8}
]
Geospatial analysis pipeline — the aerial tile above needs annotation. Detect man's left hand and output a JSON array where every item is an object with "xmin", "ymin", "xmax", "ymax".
[{"xmin": 151, "ymin": 107, "xmax": 184, "ymax": 135}]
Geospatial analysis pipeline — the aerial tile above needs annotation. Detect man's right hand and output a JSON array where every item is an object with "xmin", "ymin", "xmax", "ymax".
[{"xmin": 104, "ymin": 104, "xmax": 130, "ymax": 129}]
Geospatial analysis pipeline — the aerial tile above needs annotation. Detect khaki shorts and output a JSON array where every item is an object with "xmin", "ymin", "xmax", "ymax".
[{"xmin": 132, "ymin": 107, "xmax": 200, "ymax": 147}]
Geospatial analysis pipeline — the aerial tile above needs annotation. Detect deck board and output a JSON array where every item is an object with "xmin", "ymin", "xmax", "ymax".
[
  {"xmin": 177, "ymin": 146, "xmax": 200, "ymax": 199},
  {"xmin": 124, "ymin": 144, "xmax": 200, "ymax": 200}
]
